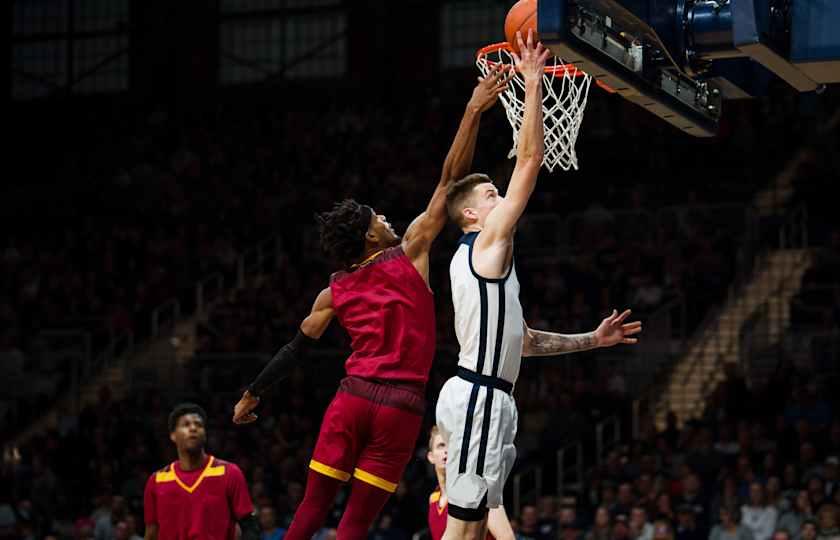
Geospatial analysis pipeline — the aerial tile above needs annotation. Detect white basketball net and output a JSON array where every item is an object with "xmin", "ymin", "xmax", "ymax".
[{"xmin": 477, "ymin": 45, "xmax": 592, "ymax": 172}]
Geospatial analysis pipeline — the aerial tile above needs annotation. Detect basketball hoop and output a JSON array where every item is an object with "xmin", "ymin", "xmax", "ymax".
[{"xmin": 476, "ymin": 42, "xmax": 592, "ymax": 172}]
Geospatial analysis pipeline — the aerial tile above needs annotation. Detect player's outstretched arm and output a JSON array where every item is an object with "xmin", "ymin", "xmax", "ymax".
[
  {"xmin": 479, "ymin": 29, "xmax": 549, "ymax": 247},
  {"xmin": 232, "ymin": 287, "xmax": 334, "ymax": 424},
  {"xmin": 522, "ymin": 309, "xmax": 642, "ymax": 357},
  {"xmin": 402, "ymin": 64, "xmax": 511, "ymax": 260}
]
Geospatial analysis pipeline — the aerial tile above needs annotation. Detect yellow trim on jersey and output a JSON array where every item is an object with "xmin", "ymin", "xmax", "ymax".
[
  {"xmin": 353, "ymin": 468, "xmax": 397, "ymax": 493},
  {"xmin": 155, "ymin": 456, "xmax": 223, "ymax": 494},
  {"xmin": 309, "ymin": 460, "xmax": 351, "ymax": 482},
  {"xmin": 430, "ymin": 490, "xmax": 441, "ymax": 504}
]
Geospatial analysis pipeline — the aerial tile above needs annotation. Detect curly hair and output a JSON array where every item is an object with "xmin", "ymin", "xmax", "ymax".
[
  {"xmin": 168, "ymin": 402, "xmax": 207, "ymax": 433},
  {"xmin": 315, "ymin": 199, "xmax": 373, "ymax": 268}
]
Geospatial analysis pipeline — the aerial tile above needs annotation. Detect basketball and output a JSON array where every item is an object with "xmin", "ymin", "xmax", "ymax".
[{"xmin": 505, "ymin": 0, "xmax": 538, "ymax": 54}]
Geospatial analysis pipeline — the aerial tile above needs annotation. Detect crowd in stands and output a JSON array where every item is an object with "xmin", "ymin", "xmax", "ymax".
[{"xmin": 2, "ymin": 77, "xmax": 839, "ymax": 540}]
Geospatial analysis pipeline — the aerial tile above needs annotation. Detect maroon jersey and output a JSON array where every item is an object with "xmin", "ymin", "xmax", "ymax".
[
  {"xmin": 428, "ymin": 490, "xmax": 496, "ymax": 540},
  {"xmin": 143, "ymin": 455, "xmax": 253, "ymax": 540},
  {"xmin": 330, "ymin": 245, "xmax": 435, "ymax": 388},
  {"xmin": 428, "ymin": 490, "xmax": 448, "ymax": 540}
]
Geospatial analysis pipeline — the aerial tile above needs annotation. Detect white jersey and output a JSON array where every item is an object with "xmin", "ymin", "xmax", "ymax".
[{"xmin": 449, "ymin": 231, "xmax": 524, "ymax": 385}]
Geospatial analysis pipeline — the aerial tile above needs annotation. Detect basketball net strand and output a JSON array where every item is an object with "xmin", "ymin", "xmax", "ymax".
[{"xmin": 477, "ymin": 46, "xmax": 592, "ymax": 172}]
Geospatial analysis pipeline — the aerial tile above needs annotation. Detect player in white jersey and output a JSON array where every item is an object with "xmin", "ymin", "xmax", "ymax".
[{"xmin": 435, "ymin": 30, "xmax": 643, "ymax": 540}]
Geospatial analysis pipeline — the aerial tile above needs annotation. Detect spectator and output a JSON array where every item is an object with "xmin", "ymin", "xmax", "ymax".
[
  {"xmin": 816, "ymin": 505, "xmax": 840, "ymax": 540},
  {"xmin": 614, "ymin": 514, "xmax": 633, "ymax": 540},
  {"xmin": 630, "ymin": 506, "xmax": 654, "ymax": 540},
  {"xmin": 586, "ymin": 507, "xmax": 612, "ymax": 540},
  {"xmin": 259, "ymin": 507, "xmax": 285, "ymax": 540},
  {"xmin": 656, "ymin": 493, "xmax": 676, "ymax": 523},
  {"xmin": 824, "ymin": 458, "xmax": 839, "ymax": 498},
  {"xmin": 710, "ymin": 506, "xmax": 754, "ymax": 540},
  {"xmin": 560, "ymin": 506, "xmax": 584, "ymax": 540},
  {"xmin": 778, "ymin": 490, "xmax": 815, "ymax": 539},
  {"xmin": 809, "ymin": 478, "xmax": 828, "ymax": 511},
  {"xmin": 654, "ymin": 521, "xmax": 675, "ymax": 540},
  {"xmin": 801, "ymin": 520, "xmax": 819, "ymax": 540},
  {"xmin": 742, "ymin": 482, "xmax": 779, "ymax": 540},
  {"xmin": 518, "ymin": 505, "xmax": 542, "ymax": 540},
  {"xmin": 676, "ymin": 505, "xmax": 705, "ymax": 540},
  {"xmin": 773, "ymin": 531, "xmax": 793, "ymax": 540},
  {"xmin": 767, "ymin": 478, "xmax": 787, "ymax": 513}
]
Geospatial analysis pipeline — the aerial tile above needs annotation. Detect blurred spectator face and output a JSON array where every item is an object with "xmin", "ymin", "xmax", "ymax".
[
  {"xmin": 809, "ymin": 478, "xmax": 825, "ymax": 502},
  {"xmin": 800, "ymin": 522, "xmax": 818, "ymax": 540},
  {"xmin": 653, "ymin": 521, "xmax": 673, "ymax": 540},
  {"xmin": 559, "ymin": 507, "xmax": 577, "ymax": 527},
  {"xmin": 750, "ymin": 482, "xmax": 765, "ymax": 506},
  {"xmin": 764, "ymin": 454, "xmax": 778, "ymax": 474},
  {"xmin": 737, "ymin": 456, "xmax": 753, "ymax": 478},
  {"xmin": 613, "ymin": 519, "xmax": 631, "ymax": 540},
  {"xmin": 784, "ymin": 465, "xmax": 799, "ymax": 488},
  {"xmin": 684, "ymin": 473, "xmax": 701, "ymax": 495},
  {"xmin": 114, "ymin": 521, "xmax": 129, "ymax": 540},
  {"xmin": 796, "ymin": 490, "xmax": 812, "ymax": 512},
  {"xmin": 125, "ymin": 515, "xmax": 139, "ymax": 537},
  {"xmin": 720, "ymin": 508, "xmax": 735, "ymax": 527},
  {"xmin": 772, "ymin": 531, "xmax": 791, "ymax": 540},
  {"xmin": 800, "ymin": 443, "xmax": 816, "ymax": 464},
  {"xmin": 657, "ymin": 493, "xmax": 672, "ymax": 514},
  {"xmin": 619, "ymin": 483, "xmax": 634, "ymax": 506},
  {"xmin": 595, "ymin": 507, "xmax": 611, "ymax": 529},
  {"xmin": 677, "ymin": 510, "xmax": 695, "ymax": 529},
  {"xmin": 603, "ymin": 485, "xmax": 617, "ymax": 505},
  {"xmin": 322, "ymin": 528, "xmax": 337, "ymax": 540},
  {"xmin": 767, "ymin": 477, "xmax": 781, "ymax": 499},
  {"xmin": 637, "ymin": 474, "xmax": 653, "ymax": 497},
  {"xmin": 287, "ymin": 481, "xmax": 303, "ymax": 507},
  {"xmin": 259, "ymin": 507, "xmax": 276, "ymax": 530},
  {"xmin": 630, "ymin": 507, "xmax": 648, "ymax": 528},
  {"xmin": 818, "ymin": 505, "xmax": 838, "ymax": 530},
  {"xmin": 521, "ymin": 506, "xmax": 538, "ymax": 529},
  {"xmin": 426, "ymin": 432, "xmax": 447, "ymax": 473},
  {"xmin": 538, "ymin": 496, "xmax": 557, "ymax": 519},
  {"xmin": 825, "ymin": 458, "xmax": 839, "ymax": 482}
]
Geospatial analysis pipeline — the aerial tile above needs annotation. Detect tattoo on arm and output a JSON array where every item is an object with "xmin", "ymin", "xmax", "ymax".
[{"xmin": 525, "ymin": 329, "xmax": 598, "ymax": 357}]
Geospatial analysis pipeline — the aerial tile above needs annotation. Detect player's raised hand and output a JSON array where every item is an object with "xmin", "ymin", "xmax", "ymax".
[
  {"xmin": 471, "ymin": 63, "xmax": 513, "ymax": 112},
  {"xmin": 511, "ymin": 28, "xmax": 550, "ymax": 83},
  {"xmin": 232, "ymin": 390, "xmax": 260, "ymax": 424},
  {"xmin": 594, "ymin": 308, "xmax": 642, "ymax": 347}
]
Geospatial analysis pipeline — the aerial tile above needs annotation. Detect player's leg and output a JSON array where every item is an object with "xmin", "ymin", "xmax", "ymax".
[
  {"xmin": 338, "ymin": 385, "xmax": 424, "ymax": 538},
  {"xmin": 442, "ymin": 513, "xmax": 489, "ymax": 540},
  {"xmin": 487, "ymin": 505, "xmax": 516, "ymax": 540},
  {"xmin": 285, "ymin": 389, "xmax": 368, "ymax": 540}
]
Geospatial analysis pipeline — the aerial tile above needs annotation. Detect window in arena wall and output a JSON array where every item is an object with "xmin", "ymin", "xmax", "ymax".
[
  {"xmin": 219, "ymin": 0, "xmax": 346, "ymax": 84},
  {"xmin": 440, "ymin": 0, "xmax": 508, "ymax": 69},
  {"xmin": 12, "ymin": 0, "xmax": 129, "ymax": 99}
]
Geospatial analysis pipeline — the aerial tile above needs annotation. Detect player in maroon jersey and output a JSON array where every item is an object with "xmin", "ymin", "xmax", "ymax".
[
  {"xmin": 231, "ymin": 66, "xmax": 512, "ymax": 540},
  {"xmin": 143, "ymin": 403, "xmax": 258, "ymax": 540}
]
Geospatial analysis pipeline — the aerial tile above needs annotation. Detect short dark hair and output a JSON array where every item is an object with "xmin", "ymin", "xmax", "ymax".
[
  {"xmin": 315, "ymin": 199, "xmax": 373, "ymax": 268},
  {"xmin": 445, "ymin": 173, "xmax": 492, "ymax": 228},
  {"xmin": 168, "ymin": 403, "xmax": 207, "ymax": 433}
]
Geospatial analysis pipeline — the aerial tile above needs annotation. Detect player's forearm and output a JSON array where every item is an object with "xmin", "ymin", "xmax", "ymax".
[
  {"xmin": 516, "ymin": 79, "xmax": 544, "ymax": 165},
  {"xmin": 522, "ymin": 328, "xmax": 599, "ymax": 357},
  {"xmin": 441, "ymin": 104, "xmax": 483, "ymax": 185},
  {"xmin": 247, "ymin": 330, "xmax": 316, "ymax": 397}
]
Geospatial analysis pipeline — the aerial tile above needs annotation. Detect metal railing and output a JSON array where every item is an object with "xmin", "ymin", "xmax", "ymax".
[
  {"xmin": 196, "ymin": 272, "xmax": 225, "ymax": 317},
  {"xmin": 556, "ymin": 442, "xmax": 584, "ymax": 496},
  {"xmin": 595, "ymin": 416, "xmax": 621, "ymax": 466},
  {"xmin": 512, "ymin": 465, "xmax": 542, "ymax": 518},
  {"xmin": 151, "ymin": 298, "xmax": 182, "ymax": 339}
]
